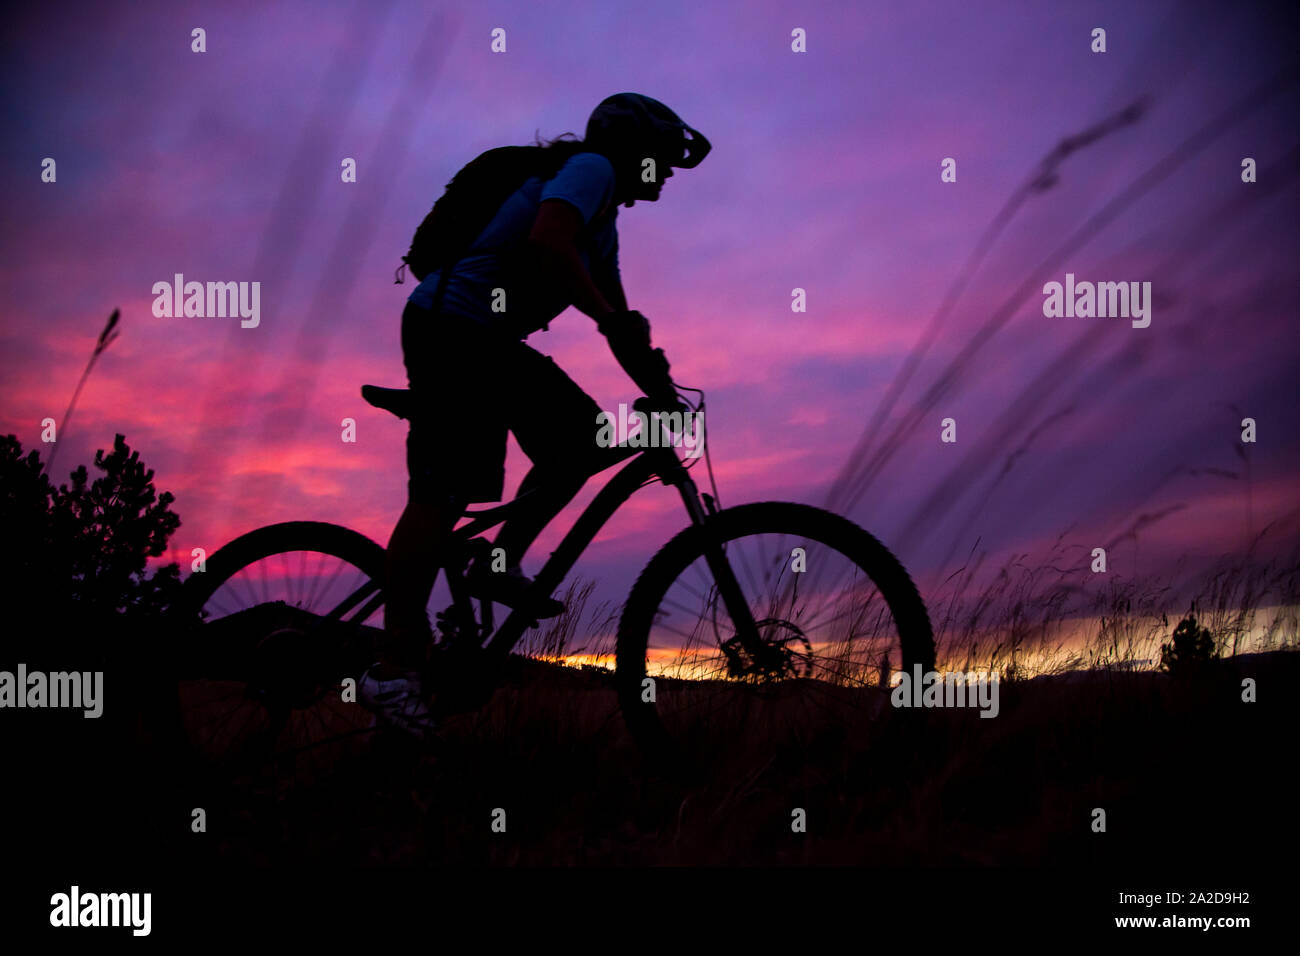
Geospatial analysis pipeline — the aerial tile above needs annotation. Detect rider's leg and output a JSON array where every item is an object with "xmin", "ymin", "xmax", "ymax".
[
  {"xmin": 485, "ymin": 343, "xmax": 638, "ymax": 576},
  {"xmin": 384, "ymin": 306, "xmax": 497, "ymax": 674},
  {"xmin": 489, "ymin": 444, "xmax": 637, "ymax": 569},
  {"xmin": 381, "ymin": 495, "xmax": 461, "ymax": 676},
  {"xmin": 488, "ymin": 466, "xmax": 583, "ymax": 570}
]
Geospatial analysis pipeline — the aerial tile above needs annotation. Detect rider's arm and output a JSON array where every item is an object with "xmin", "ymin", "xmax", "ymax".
[
  {"xmin": 593, "ymin": 260, "xmax": 627, "ymax": 313},
  {"xmin": 592, "ymin": 227, "xmax": 628, "ymax": 312},
  {"xmin": 526, "ymin": 199, "xmax": 616, "ymax": 321}
]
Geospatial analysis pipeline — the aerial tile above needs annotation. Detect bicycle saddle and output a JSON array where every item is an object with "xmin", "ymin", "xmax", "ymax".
[{"xmin": 361, "ymin": 384, "xmax": 414, "ymax": 420}]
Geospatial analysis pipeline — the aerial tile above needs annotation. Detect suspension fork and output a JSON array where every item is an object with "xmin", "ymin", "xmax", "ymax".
[{"xmin": 661, "ymin": 455, "xmax": 763, "ymax": 654}]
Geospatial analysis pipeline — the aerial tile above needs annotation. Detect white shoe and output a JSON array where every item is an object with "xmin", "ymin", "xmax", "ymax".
[{"xmin": 358, "ymin": 663, "xmax": 438, "ymax": 741}]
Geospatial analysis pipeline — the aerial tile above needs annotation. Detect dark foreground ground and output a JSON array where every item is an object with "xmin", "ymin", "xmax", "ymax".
[{"xmin": 11, "ymin": 648, "xmax": 1295, "ymax": 874}]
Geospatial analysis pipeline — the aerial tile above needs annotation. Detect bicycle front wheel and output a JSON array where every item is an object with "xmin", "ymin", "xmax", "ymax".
[{"xmin": 615, "ymin": 502, "xmax": 934, "ymax": 769}]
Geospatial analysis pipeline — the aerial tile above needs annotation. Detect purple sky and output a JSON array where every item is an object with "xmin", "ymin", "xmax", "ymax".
[{"xmin": 2, "ymin": 0, "xmax": 1297, "ymax": 615}]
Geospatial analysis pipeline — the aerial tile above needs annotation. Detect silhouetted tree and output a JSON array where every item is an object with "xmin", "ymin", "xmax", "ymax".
[
  {"xmin": 0, "ymin": 434, "xmax": 56, "ymax": 605},
  {"xmin": 2, "ymin": 431, "xmax": 184, "ymax": 873},
  {"xmin": 0, "ymin": 432, "xmax": 182, "ymax": 659},
  {"xmin": 1159, "ymin": 613, "xmax": 1218, "ymax": 676}
]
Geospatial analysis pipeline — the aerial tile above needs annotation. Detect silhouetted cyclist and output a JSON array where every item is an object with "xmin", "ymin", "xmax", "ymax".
[{"xmin": 360, "ymin": 94, "xmax": 711, "ymax": 737}]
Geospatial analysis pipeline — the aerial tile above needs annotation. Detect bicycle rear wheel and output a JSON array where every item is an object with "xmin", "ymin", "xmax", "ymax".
[
  {"xmin": 616, "ymin": 502, "xmax": 934, "ymax": 771},
  {"xmin": 169, "ymin": 522, "xmax": 387, "ymax": 808}
]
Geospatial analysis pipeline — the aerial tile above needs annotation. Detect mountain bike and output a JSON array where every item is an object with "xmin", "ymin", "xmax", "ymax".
[{"xmin": 168, "ymin": 380, "xmax": 934, "ymax": 788}]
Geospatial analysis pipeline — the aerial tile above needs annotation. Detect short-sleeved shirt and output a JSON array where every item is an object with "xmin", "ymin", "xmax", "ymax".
[{"xmin": 407, "ymin": 151, "xmax": 620, "ymax": 338}]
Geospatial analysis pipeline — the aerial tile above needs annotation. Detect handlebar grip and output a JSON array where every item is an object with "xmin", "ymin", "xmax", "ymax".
[{"xmin": 633, "ymin": 393, "xmax": 685, "ymax": 417}]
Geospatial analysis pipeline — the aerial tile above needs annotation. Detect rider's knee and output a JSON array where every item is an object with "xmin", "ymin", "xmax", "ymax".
[{"xmin": 525, "ymin": 466, "xmax": 588, "ymax": 499}]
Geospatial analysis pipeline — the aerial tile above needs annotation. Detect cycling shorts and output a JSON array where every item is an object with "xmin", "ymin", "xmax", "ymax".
[{"xmin": 400, "ymin": 303, "xmax": 607, "ymax": 504}]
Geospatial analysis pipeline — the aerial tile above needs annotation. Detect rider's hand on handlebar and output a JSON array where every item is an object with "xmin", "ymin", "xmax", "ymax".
[
  {"xmin": 634, "ymin": 349, "xmax": 687, "ymax": 415},
  {"xmin": 599, "ymin": 310, "xmax": 683, "ymax": 412},
  {"xmin": 634, "ymin": 384, "xmax": 688, "ymax": 419}
]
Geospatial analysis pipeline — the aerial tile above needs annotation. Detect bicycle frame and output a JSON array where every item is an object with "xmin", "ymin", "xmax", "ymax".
[
  {"xmin": 471, "ymin": 443, "xmax": 703, "ymax": 660},
  {"xmin": 326, "ymin": 424, "xmax": 762, "ymax": 668}
]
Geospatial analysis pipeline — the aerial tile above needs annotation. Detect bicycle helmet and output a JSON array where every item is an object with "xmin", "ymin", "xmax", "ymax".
[{"xmin": 585, "ymin": 93, "xmax": 711, "ymax": 169}]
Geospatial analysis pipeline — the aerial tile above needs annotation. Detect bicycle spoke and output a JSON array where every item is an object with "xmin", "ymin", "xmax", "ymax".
[
  {"xmin": 303, "ymin": 549, "xmax": 331, "ymax": 610},
  {"xmin": 671, "ymin": 574, "xmax": 712, "ymax": 606},
  {"xmin": 286, "ymin": 551, "xmax": 299, "ymax": 608}
]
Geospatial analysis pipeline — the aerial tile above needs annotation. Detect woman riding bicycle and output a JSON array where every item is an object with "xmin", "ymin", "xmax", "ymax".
[{"xmin": 361, "ymin": 93, "xmax": 712, "ymax": 737}]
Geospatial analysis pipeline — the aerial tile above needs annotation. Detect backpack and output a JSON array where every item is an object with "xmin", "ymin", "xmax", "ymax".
[{"xmin": 397, "ymin": 144, "xmax": 584, "ymax": 286}]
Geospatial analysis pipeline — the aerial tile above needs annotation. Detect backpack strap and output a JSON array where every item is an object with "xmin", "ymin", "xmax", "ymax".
[
  {"xmin": 430, "ymin": 256, "xmax": 457, "ymax": 313},
  {"xmin": 418, "ymin": 144, "xmax": 579, "ymax": 329}
]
